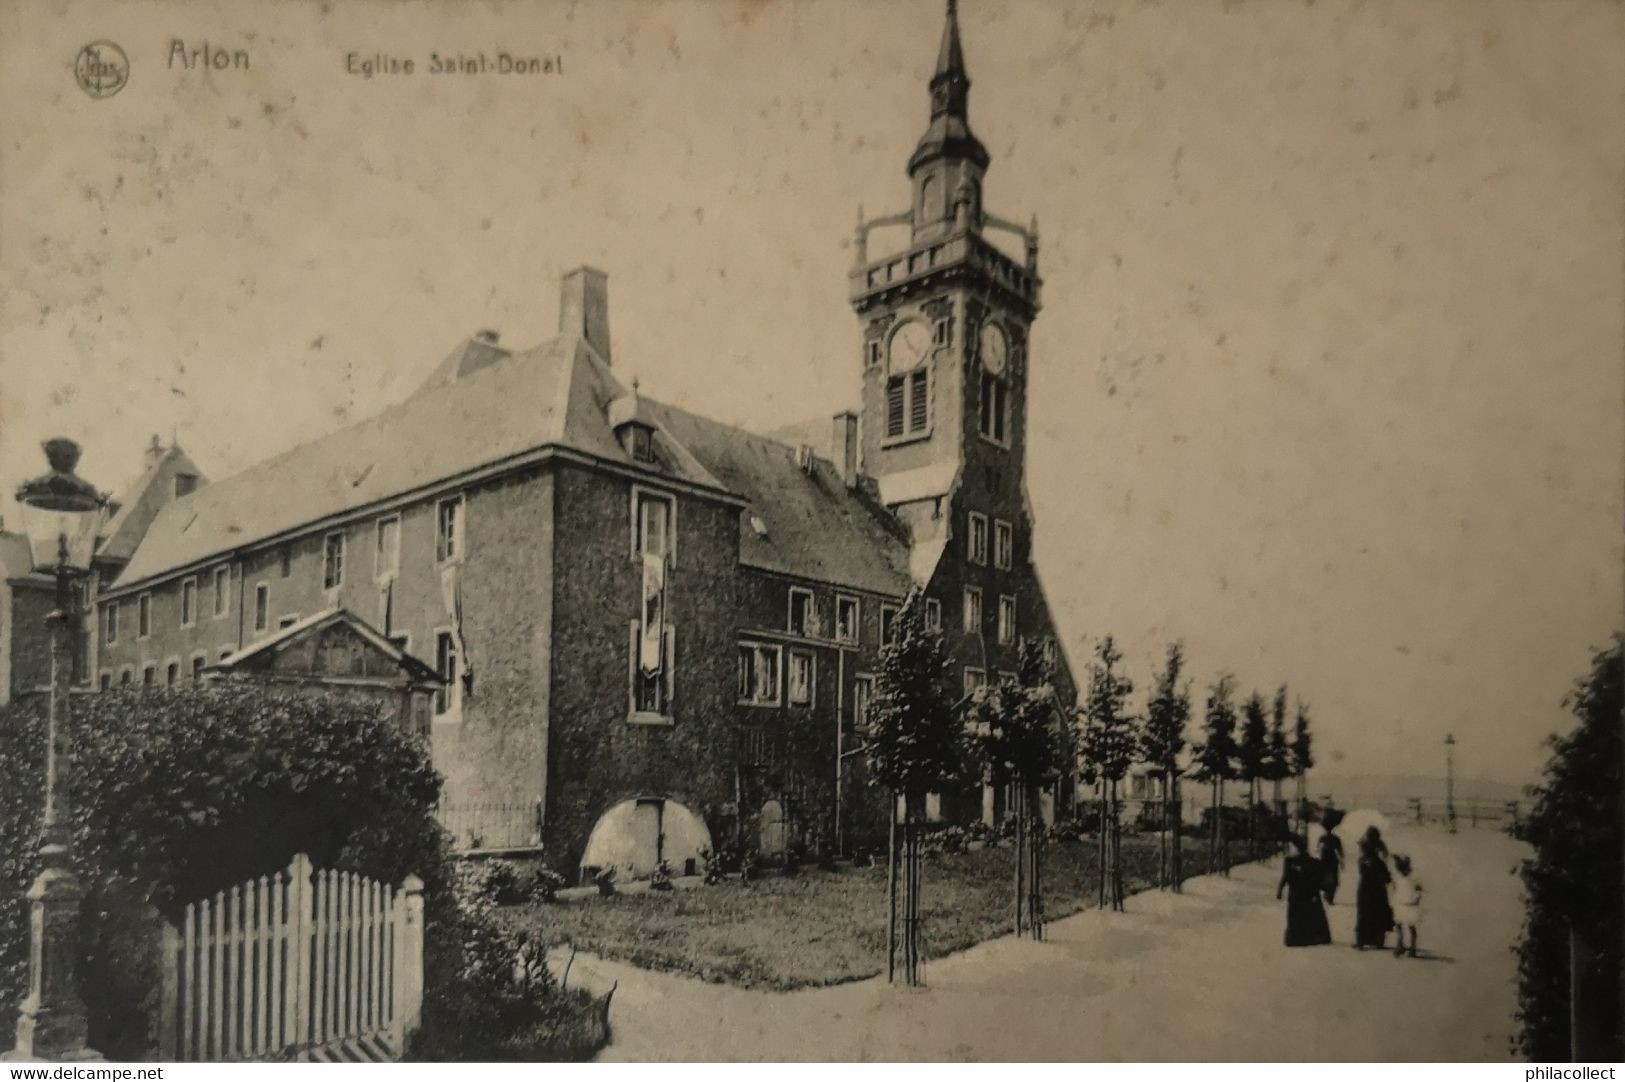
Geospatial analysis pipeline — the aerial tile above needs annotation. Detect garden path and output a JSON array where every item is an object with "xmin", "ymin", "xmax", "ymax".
[{"xmin": 553, "ymin": 825, "xmax": 1527, "ymax": 1061}]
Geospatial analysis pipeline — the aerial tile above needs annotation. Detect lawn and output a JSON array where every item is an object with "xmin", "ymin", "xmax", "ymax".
[{"xmin": 500, "ymin": 834, "xmax": 1250, "ymax": 990}]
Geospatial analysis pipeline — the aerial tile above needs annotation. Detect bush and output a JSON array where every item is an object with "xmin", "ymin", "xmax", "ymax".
[{"xmin": 0, "ymin": 685, "xmax": 606, "ymax": 1062}]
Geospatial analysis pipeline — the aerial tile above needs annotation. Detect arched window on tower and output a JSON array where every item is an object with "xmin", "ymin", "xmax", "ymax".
[{"xmin": 919, "ymin": 173, "xmax": 939, "ymax": 224}]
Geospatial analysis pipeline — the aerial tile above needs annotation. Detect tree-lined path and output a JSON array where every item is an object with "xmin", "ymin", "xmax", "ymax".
[{"xmin": 557, "ymin": 825, "xmax": 1526, "ymax": 1061}]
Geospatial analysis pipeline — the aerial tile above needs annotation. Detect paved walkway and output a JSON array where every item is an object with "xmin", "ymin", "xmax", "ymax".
[{"xmin": 554, "ymin": 825, "xmax": 1527, "ymax": 1061}]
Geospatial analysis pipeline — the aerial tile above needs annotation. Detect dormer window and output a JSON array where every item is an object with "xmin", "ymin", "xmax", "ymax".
[
  {"xmin": 174, "ymin": 473, "xmax": 198, "ymax": 498},
  {"xmin": 626, "ymin": 423, "xmax": 655, "ymax": 463}
]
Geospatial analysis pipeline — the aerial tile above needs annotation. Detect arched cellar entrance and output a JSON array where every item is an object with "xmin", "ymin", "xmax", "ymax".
[{"xmin": 579, "ymin": 796, "xmax": 712, "ymax": 882}]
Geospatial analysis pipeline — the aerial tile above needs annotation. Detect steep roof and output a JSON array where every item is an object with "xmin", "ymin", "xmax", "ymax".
[
  {"xmin": 205, "ymin": 606, "xmax": 441, "ymax": 684},
  {"xmin": 112, "ymin": 335, "xmax": 726, "ymax": 590},
  {"xmin": 0, "ymin": 531, "xmax": 48, "ymax": 585},
  {"xmin": 643, "ymin": 400, "xmax": 913, "ymax": 597},
  {"xmin": 97, "ymin": 444, "xmax": 207, "ymax": 564}
]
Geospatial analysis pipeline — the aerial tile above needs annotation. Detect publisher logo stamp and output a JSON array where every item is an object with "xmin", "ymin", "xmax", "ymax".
[{"xmin": 75, "ymin": 41, "xmax": 129, "ymax": 99}]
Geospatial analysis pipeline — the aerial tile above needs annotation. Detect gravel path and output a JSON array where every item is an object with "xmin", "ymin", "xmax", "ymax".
[{"xmin": 553, "ymin": 824, "xmax": 1526, "ymax": 1061}]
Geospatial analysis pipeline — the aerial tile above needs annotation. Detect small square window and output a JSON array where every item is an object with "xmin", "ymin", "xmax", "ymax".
[
  {"xmin": 788, "ymin": 588, "xmax": 816, "ymax": 637},
  {"xmin": 963, "ymin": 587, "xmax": 983, "ymax": 635},
  {"xmin": 437, "ymin": 497, "xmax": 464, "ymax": 563},
  {"xmin": 835, "ymin": 595, "xmax": 859, "ymax": 643},
  {"xmin": 98, "ymin": 672, "xmax": 111, "ymax": 691},
  {"xmin": 180, "ymin": 577, "xmax": 197, "ymax": 627},
  {"xmin": 998, "ymin": 595, "xmax": 1016, "ymax": 645},
  {"xmin": 787, "ymin": 650, "xmax": 814, "ymax": 706},
  {"xmin": 322, "ymin": 533, "xmax": 345, "ymax": 590},
  {"xmin": 994, "ymin": 520, "xmax": 1014, "ymax": 570},
  {"xmin": 964, "ymin": 667, "xmax": 986, "ymax": 697},
  {"xmin": 375, "ymin": 516, "xmax": 400, "ymax": 580},
  {"xmin": 967, "ymin": 512, "xmax": 989, "ymax": 565},
  {"xmin": 212, "ymin": 566, "xmax": 231, "ymax": 618},
  {"xmin": 278, "ymin": 614, "xmax": 299, "ymax": 630}
]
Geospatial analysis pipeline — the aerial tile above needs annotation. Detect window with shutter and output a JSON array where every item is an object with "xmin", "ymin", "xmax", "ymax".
[
  {"xmin": 886, "ymin": 377, "xmax": 905, "ymax": 437},
  {"xmin": 909, "ymin": 370, "xmax": 929, "ymax": 431}
]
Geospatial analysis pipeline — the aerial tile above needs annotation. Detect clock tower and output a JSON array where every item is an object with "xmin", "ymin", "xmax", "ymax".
[{"xmin": 849, "ymin": 0, "xmax": 1041, "ymax": 536}]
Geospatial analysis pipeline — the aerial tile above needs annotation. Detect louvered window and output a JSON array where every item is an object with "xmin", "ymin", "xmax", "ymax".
[{"xmin": 886, "ymin": 370, "xmax": 931, "ymax": 439}]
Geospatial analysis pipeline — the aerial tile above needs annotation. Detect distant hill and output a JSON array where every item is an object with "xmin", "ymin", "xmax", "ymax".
[{"xmin": 1306, "ymin": 772, "xmax": 1530, "ymax": 809}]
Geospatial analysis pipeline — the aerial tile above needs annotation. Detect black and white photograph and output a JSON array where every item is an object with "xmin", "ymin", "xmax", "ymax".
[{"xmin": 0, "ymin": 0, "xmax": 1621, "ymax": 1066}]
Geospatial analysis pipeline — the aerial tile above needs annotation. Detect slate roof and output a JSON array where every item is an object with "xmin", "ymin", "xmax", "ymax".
[
  {"xmin": 0, "ymin": 531, "xmax": 48, "ymax": 585},
  {"xmin": 97, "ymin": 444, "xmax": 207, "ymax": 564},
  {"xmin": 112, "ymin": 335, "xmax": 726, "ymax": 590},
  {"xmin": 110, "ymin": 329, "xmax": 918, "ymax": 601},
  {"xmin": 642, "ymin": 400, "xmax": 913, "ymax": 597}
]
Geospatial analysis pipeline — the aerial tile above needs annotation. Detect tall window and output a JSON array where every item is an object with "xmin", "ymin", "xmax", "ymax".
[
  {"xmin": 253, "ymin": 584, "xmax": 269, "ymax": 633},
  {"xmin": 191, "ymin": 655, "xmax": 205, "ymax": 682},
  {"xmin": 137, "ymin": 593, "xmax": 151, "ymax": 639},
  {"xmin": 979, "ymin": 372, "xmax": 1009, "ymax": 443},
  {"xmin": 180, "ymin": 577, "xmax": 197, "ymax": 627},
  {"xmin": 998, "ymin": 594, "xmax": 1016, "ymax": 645},
  {"xmin": 737, "ymin": 642, "xmax": 781, "ymax": 706},
  {"xmin": 630, "ymin": 621, "xmax": 675, "ymax": 715},
  {"xmin": 634, "ymin": 490, "xmax": 673, "ymax": 561},
  {"xmin": 925, "ymin": 597, "xmax": 942, "ymax": 632},
  {"xmin": 435, "ymin": 630, "xmax": 459, "ymax": 716},
  {"xmin": 787, "ymin": 650, "xmax": 814, "ymax": 706},
  {"xmin": 279, "ymin": 547, "xmax": 292, "ymax": 578},
  {"xmin": 142, "ymin": 663, "xmax": 156, "ymax": 686},
  {"xmin": 213, "ymin": 566, "xmax": 230, "ymax": 618},
  {"xmin": 788, "ymin": 587, "xmax": 815, "ymax": 637},
  {"xmin": 994, "ymin": 520, "xmax": 1014, "ymax": 570},
  {"xmin": 836, "ymin": 595, "xmax": 859, "ymax": 644},
  {"xmin": 375, "ymin": 516, "xmax": 400, "ymax": 579},
  {"xmin": 852, "ymin": 675, "xmax": 874, "ymax": 731},
  {"xmin": 322, "ymin": 533, "xmax": 345, "ymax": 590},
  {"xmin": 886, "ymin": 370, "xmax": 930, "ymax": 438},
  {"xmin": 963, "ymin": 586, "xmax": 982, "ymax": 635},
  {"xmin": 879, "ymin": 604, "xmax": 899, "ymax": 647},
  {"xmin": 165, "ymin": 661, "xmax": 179, "ymax": 687},
  {"xmin": 968, "ymin": 512, "xmax": 989, "ymax": 565},
  {"xmin": 437, "ymin": 496, "xmax": 464, "ymax": 563},
  {"xmin": 105, "ymin": 602, "xmax": 119, "ymax": 645}
]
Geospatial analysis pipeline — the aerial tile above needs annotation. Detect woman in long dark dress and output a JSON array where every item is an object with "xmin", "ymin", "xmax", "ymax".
[
  {"xmin": 1277, "ymin": 835, "xmax": 1333, "ymax": 946},
  {"xmin": 1317, "ymin": 828, "xmax": 1345, "ymax": 904},
  {"xmin": 1353, "ymin": 826, "xmax": 1394, "ymax": 949}
]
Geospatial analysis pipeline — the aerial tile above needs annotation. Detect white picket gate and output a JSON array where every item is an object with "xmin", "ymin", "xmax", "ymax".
[{"xmin": 158, "ymin": 854, "xmax": 424, "ymax": 1062}]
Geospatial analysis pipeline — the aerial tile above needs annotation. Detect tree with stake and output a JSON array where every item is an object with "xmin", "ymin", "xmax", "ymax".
[
  {"xmin": 1239, "ymin": 691, "xmax": 1269, "ymax": 860},
  {"xmin": 969, "ymin": 638, "xmax": 1065, "ymax": 939},
  {"xmin": 1192, "ymin": 676, "xmax": 1239, "ymax": 876},
  {"xmin": 865, "ymin": 590, "xmax": 962, "ymax": 986},
  {"xmin": 1266, "ymin": 685, "xmax": 1291, "ymax": 854},
  {"xmin": 1141, "ymin": 642, "xmax": 1192, "ymax": 892},
  {"xmin": 1291, "ymin": 700, "xmax": 1314, "ymax": 837},
  {"xmin": 1078, "ymin": 635, "xmax": 1138, "ymax": 911}
]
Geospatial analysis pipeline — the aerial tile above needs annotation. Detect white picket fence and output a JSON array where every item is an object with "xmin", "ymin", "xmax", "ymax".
[{"xmin": 159, "ymin": 854, "xmax": 424, "ymax": 1062}]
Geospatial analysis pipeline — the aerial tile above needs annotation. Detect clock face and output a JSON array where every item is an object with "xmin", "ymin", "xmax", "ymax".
[
  {"xmin": 889, "ymin": 319, "xmax": 933, "ymax": 371},
  {"xmin": 979, "ymin": 323, "xmax": 1009, "ymax": 375}
]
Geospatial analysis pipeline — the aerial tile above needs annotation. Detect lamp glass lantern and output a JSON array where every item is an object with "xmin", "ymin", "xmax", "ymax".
[{"xmin": 15, "ymin": 439, "xmax": 104, "ymax": 577}]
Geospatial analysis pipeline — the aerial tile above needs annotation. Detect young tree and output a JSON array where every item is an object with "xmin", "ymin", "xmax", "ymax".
[
  {"xmin": 1191, "ymin": 675, "xmax": 1238, "ymax": 875},
  {"xmin": 1140, "ymin": 642, "xmax": 1191, "ymax": 891},
  {"xmin": 1078, "ymin": 635, "xmax": 1138, "ymax": 910},
  {"xmin": 1291, "ymin": 699, "xmax": 1314, "ymax": 835},
  {"xmin": 970, "ymin": 638, "xmax": 1065, "ymax": 938},
  {"xmin": 1515, "ymin": 637, "xmax": 1623, "ymax": 1061},
  {"xmin": 866, "ymin": 590, "xmax": 963, "ymax": 985},
  {"xmin": 1266, "ymin": 685, "xmax": 1291, "ymax": 853},
  {"xmin": 1238, "ymin": 692, "xmax": 1269, "ymax": 859}
]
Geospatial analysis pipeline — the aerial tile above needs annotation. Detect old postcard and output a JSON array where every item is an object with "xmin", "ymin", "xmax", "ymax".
[{"xmin": 1, "ymin": 0, "xmax": 1620, "ymax": 1066}]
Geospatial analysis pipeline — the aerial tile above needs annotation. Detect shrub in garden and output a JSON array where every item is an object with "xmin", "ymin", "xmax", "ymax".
[{"xmin": 0, "ymin": 686, "xmax": 606, "ymax": 1061}]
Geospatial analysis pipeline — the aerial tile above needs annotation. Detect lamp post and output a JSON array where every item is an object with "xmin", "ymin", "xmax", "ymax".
[
  {"xmin": 1444, "ymin": 732, "xmax": 1457, "ymax": 835},
  {"xmin": 6, "ymin": 438, "xmax": 105, "ymax": 1062}
]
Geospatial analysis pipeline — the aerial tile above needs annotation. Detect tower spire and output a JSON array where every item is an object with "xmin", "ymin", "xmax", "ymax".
[
  {"xmin": 935, "ymin": 0, "xmax": 966, "ymax": 90},
  {"xmin": 910, "ymin": 0, "xmax": 988, "ymax": 179}
]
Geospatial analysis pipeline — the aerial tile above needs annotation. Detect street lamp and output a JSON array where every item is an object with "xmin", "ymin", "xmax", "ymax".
[
  {"xmin": 1444, "ymin": 732, "xmax": 1457, "ymax": 836},
  {"xmin": 6, "ymin": 438, "xmax": 105, "ymax": 1062}
]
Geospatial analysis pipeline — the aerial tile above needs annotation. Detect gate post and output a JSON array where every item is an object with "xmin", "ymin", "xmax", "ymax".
[
  {"xmin": 393, "ymin": 875, "xmax": 425, "ymax": 1050},
  {"xmin": 158, "ymin": 923, "xmax": 179, "ymax": 1060}
]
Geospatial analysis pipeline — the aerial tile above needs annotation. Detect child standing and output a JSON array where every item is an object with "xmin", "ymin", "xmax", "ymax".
[{"xmin": 1389, "ymin": 853, "xmax": 1423, "ymax": 957}]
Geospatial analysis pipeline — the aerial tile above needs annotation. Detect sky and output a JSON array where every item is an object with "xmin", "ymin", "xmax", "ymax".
[{"xmin": 2, "ymin": 0, "xmax": 1621, "ymax": 790}]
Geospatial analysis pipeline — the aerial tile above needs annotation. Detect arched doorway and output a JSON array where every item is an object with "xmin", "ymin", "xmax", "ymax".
[
  {"xmin": 758, "ymin": 799, "xmax": 787, "ymax": 857},
  {"xmin": 580, "ymin": 796, "xmax": 712, "ymax": 881}
]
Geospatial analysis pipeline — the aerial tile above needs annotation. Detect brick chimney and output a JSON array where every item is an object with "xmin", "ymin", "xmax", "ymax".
[
  {"xmin": 559, "ymin": 267, "xmax": 611, "ymax": 365},
  {"xmin": 833, "ymin": 410, "xmax": 860, "ymax": 488}
]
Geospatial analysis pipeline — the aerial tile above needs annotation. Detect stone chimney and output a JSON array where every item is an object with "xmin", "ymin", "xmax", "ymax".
[
  {"xmin": 559, "ymin": 266, "xmax": 611, "ymax": 365},
  {"xmin": 144, "ymin": 433, "xmax": 165, "ymax": 469},
  {"xmin": 833, "ymin": 410, "xmax": 860, "ymax": 488}
]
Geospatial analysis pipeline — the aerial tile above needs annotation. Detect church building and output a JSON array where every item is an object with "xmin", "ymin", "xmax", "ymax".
[{"xmin": 89, "ymin": 0, "xmax": 1077, "ymax": 878}]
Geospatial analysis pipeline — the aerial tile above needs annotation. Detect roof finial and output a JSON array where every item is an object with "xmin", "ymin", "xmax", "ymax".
[{"xmin": 936, "ymin": 0, "xmax": 966, "ymax": 83}]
